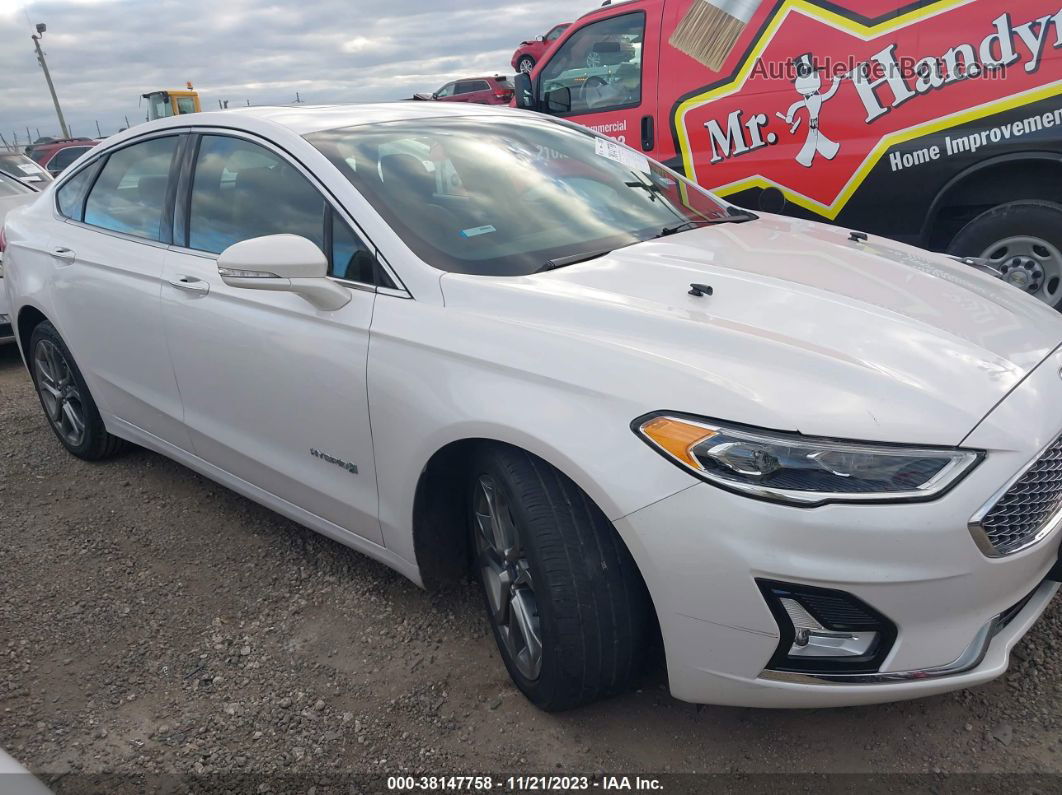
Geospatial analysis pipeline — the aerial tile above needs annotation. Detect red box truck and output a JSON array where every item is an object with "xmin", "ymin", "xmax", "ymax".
[{"xmin": 516, "ymin": 0, "xmax": 1062, "ymax": 308}]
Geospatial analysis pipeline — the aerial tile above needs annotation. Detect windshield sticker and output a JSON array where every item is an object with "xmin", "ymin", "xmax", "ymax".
[
  {"xmin": 17, "ymin": 164, "xmax": 38, "ymax": 174},
  {"xmin": 461, "ymin": 225, "xmax": 497, "ymax": 238},
  {"xmin": 595, "ymin": 137, "xmax": 651, "ymax": 174}
]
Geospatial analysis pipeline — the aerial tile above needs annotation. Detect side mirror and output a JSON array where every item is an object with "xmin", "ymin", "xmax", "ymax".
[
  {"xmin": 513, "ymin": 71, "xmax": 536, "ymax": 110},
  {"xmin": 758, "ymin": 187, "xmax": 787, "ymax": 214},
  {"xmin": 217, "ymin": 234, "xmax": 351, "ymax": 311},
  {"xmin": 544, "ymin": 85, "xmax": 571, "ymax": 114}
]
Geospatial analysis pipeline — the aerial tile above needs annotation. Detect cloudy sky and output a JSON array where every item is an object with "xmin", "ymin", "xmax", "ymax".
[{"xmin": 0, "ymin": 0, "xmax": 580, "ymax": 144}]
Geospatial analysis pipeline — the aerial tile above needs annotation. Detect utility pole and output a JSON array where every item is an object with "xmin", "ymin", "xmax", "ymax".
[{"xmin": 31, "ymin": 23, "xmax": 71, "ymax": 139}]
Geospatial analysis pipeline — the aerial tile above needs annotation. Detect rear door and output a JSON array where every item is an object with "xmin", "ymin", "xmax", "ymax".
[
  {"xmin": 42, "ymin": 133, "xmax": 191, "ymax": 447},
  {"xmin": 536, "ymin": 5, "xmax": 663, "ymax": 153}
]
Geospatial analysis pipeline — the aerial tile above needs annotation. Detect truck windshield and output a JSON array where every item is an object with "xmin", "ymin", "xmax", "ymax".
[{"xmin": 306, "ymin": 116, "xmax": 731, "ymax": 276}]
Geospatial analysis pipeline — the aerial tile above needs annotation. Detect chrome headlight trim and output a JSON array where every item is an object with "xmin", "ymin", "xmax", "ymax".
[{"xmin": 632, "ymin": 411, "xmax": 983, "ymax": 507}]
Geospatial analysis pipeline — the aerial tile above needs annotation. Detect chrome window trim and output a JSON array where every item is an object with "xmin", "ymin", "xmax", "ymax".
[
  {"xmin": 759, "ymin": 580, "xmax": 1059, "ymax": 686},
  {"xmin": 968, "ymin": 431, "xmax": 1062, "ymax": 558},
  {"xmin": 165, "ymin": 243, "xmax": 399, "ymax": 298},
  {"xmin": 61, "ymin": 217, "xmax": 172, "ymax": 251}
]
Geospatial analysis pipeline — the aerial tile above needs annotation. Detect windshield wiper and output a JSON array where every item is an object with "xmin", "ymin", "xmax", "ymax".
[
  {"xmin": 658, "ymin": 211, "xmax": 758, "ymax": 238},
  {"xmin": 536, "ymin": 247, "xmax": 618, "ymax": 273}
]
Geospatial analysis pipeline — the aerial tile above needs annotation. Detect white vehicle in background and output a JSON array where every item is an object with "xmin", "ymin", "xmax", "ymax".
[
  {"xmin": 2, "ymin": 104, "xmax": 1062, "ymax": 711},
  {"xmin": 0, "ymin": 171, "xmax": 39, "ymax": 344},
  {"xmin": 0, "ymin": 152, "xmax": 53, "ymax": 189}
]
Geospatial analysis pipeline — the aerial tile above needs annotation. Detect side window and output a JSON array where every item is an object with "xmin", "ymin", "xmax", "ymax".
[
  {"xmin": 175, "ymin": 96, "xmax": 197, "ymax": 114},
  {"xmin": 49, "ymin": 146, "xmax": 90, "ymax": 173},
  {"xmin": 436, "ymin": 83, "xmax": 455, "ymax": 98},
  {"xmin": 56, "ymin": 165, "xmax": 99, "ymax": 220},
  {"xmin": 538, "ymin": 12, "xmax": 644, "ymax": 116},
  {"xmin": 83, "ymin": 136, "xmax": 178, "ymax": 240},
  {"xmin": 187, "ymin": 135, "xmax": 325, "ymax": 255},
  {"xmin": 454, "ymin": 82, "xmax": 476, "ymax": 95},
  {"xmin": 329, "ymin": 210, "xmax": 377, "ymax": 283},
  {"xmin": 472, "ymin": 81, "xmax": 491, "ymax": 92},
  {"xmin": 546, "ymin": 24, "xmax": 568, "ymax": 42}
]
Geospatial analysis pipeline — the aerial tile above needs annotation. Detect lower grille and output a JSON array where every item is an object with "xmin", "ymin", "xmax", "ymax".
[{"xmin": 973, "ymin": 433, "xmax": 1062, "ymax": 557}]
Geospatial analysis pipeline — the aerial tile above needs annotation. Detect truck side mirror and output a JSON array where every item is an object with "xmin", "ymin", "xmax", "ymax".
[
  {"xmin": 545, "ymin": 86, "xmax": 571, "ymax": 114},
  {"xmin": 514, "ymin": 71, "xmax": 537, "ymax": 110},
  {"xmin": 758, "ymin": 187, "xmax": 787, "ymax": 214}
]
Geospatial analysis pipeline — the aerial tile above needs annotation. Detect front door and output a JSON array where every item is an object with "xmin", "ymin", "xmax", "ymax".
[
  {"xmin": 536, "ymin": 6, "xmax": 662, "ymax": 153},
  {"xmin": 161, "ymin": 132, "xmax": 382, "ymax": 542}
]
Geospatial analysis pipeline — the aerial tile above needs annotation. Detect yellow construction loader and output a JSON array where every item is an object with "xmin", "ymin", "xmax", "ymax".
[{"xmin": 143, "ymin": 83, "xmax": 202, "ymax": 121}]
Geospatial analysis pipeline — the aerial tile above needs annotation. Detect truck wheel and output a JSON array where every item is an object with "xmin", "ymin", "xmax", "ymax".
[
  {"xmin": 947, "ymin": 200, "xmax": 1062, "ymax": 310},
  {"xmin": 29, "ymin": 321, "xmax": 127, "ymax": 460},
  {"xmin": 469, "ymin": 444, "xmax": 650, "ymax": 711},
  {"xmin": 517, "ymin": 56, "xmax": 535, "ymax": 74}
]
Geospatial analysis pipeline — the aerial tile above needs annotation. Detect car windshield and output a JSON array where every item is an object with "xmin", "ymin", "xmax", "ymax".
[
  {"xmin": 306, "ymin": 116, "xmax": 732, "ymax": 276},
  {"xmin": 0, "ymin": 153, "xmax": 51, "ymax": 183}
]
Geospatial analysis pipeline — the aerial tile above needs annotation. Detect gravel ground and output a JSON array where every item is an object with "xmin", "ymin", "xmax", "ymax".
[{"xmin": 2, "ymin": 341, "xmax": 1062, "ymax": 790}]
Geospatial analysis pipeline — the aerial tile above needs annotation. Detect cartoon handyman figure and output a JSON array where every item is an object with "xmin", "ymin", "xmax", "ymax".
[{"xmin": 781, "ymin": 53, "xmax": 844, "ymax": 168}]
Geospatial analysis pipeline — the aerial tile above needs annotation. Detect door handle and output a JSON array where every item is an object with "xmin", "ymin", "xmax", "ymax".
[
  {"xmin": 167, "ymin": 276, "xmax": 210, "ymax": 295},
  {"xmin": 51, "ymin": 247, "xmax": 76, "ymax": 262},
  {"xmin": 641, "ymin": 115, "xmax": 655, "ymax": 152}
]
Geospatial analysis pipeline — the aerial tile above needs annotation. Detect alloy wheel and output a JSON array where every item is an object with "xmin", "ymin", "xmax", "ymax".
[
  {"xmin": 980, "ymin": 235, "xmax": 1062, "ymax": 306},
  {"xmin": 34, "ymin": 339, "xmax": 87, "ymax": 447},
  {"xmin": 473, "ymin": 475, "xmax": 542, "ymax": 681}
]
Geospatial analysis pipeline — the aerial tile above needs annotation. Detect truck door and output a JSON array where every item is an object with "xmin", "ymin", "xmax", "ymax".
[{"xmin": 535, "ymin": 5, "xmax": 662, "ymax": 154}]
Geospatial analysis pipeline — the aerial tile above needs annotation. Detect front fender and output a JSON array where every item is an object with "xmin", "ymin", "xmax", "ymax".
[{"xmin": 367, "ymin": 297, "xmax": 696, "ymax": 568}]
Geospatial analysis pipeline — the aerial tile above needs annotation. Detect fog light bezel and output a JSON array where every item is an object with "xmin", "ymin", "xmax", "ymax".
[{"xmin": 757, "ymin": 579, "xmax": 898, "ymax": 674}]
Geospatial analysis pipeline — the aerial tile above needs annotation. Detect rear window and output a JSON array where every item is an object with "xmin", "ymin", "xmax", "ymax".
[
  {"xmin": 0, "ymin": 171, "xmax": 32, "ymax": 198},
  {"xmin": 56, "ymin": 166, "xmax": 98, "ymax": 220}
]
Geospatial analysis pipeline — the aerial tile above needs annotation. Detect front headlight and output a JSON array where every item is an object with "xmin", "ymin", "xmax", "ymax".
[{"xmin": 634, "ymin": 413, "xmax": 982, "ymax": 506}]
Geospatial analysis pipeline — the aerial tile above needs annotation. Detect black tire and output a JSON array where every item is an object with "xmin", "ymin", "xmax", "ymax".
[
  {"xmin": 947, "ymin": 200, "xmax": 1062, "ymax": 310},
  {"xmin": 28, "ymin": 321, "xmax": 127, "ymax": 461},
  {"xmin": 517, "ymin": 56, "xmax": 535, "ymax": 74},
  {"xmin": 470, "ymin": 444, "xmax": 650, "ymax": 711}
]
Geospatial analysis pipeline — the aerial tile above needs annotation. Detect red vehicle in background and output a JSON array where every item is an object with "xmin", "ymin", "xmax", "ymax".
[
  {"xmin": 517, "ymin": 0, "xmax": 1062, "ymax": 311},
  {"xmin": 29, "ymin": 138, "xmax": 98, "ymax": 176},
  {"xmin": 417, "ymin": 76, "xmax": 515, "ymax": 105},
  {"xmin": 511, "ymin": 22, "xmax": 571, "ymax": 74}
]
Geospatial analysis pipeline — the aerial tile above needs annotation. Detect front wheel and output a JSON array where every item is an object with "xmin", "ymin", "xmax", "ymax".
[
  {"xmin": 470, "ymin": 445, "xmax": 650, "ymax": 711},
  {"xmin": 29, "ymin": 321, "xmax": 127, "ymax": 460},
  {"xmin": 947, "ymin": 200, "xmax": 1062, "ymax": 310},
  {"xmin": 517, "ymin": 56, "xmax": 535, "ymax": 74}
]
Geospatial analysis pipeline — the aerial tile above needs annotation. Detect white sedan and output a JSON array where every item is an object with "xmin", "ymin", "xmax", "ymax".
[{"xmin": 3, "ymin": 103, "xmax": 1062, "ymax": 710}]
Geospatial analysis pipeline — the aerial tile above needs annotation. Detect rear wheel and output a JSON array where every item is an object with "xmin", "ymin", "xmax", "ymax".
[
  {"xmin": 29, "ymin": 321, "xmax": 126, "ymax": 460},
  {"xmin": 517, "ymin": 56, "xmax": 535, "ymax": 74},
  {"xmin": 947, "ymin": 200, "xmax": 1062, "ymax": 310},
  {"xmin": 470, "ymin": 444, "xmax": 650, "ymax": 711}
]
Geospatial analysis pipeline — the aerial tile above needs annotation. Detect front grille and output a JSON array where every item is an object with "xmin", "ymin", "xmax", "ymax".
[{"xmin": 976, "ymin": 434, "xmax": 1062, "ymax": 556}]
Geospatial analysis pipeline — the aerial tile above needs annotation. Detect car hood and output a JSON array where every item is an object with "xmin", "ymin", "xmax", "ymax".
[{"xmin": 439, "ymin": 215, "xmax": 1062, "ymax": 446}]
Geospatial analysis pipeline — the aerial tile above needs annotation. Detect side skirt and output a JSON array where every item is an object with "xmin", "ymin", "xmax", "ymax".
[{"xmin": 107, "ymin": 416, "xmax": 425, "ymax": 588}]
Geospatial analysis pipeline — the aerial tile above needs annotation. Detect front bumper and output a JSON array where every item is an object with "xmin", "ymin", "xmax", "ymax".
[{"xmin": 616, "ymin": 347, "xmax": 1062, "ymax": 708}]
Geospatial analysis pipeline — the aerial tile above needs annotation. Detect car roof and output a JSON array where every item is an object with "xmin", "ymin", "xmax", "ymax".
[{"xmin": 141, "ymin": 102, "xmax": 520, "ymax": 137}]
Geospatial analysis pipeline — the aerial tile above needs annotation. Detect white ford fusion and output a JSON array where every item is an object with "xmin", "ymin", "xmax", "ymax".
[{"xmin": 3, "ymin": 103, "xmax": 1062, "ymax": 710}]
